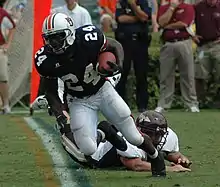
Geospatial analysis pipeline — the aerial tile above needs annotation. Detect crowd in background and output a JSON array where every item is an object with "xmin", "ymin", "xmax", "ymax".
[
  {"xmin": 92, "ymin": 0, "xmax": 220, "ymax": 113},
  {"xmin": 1, "ymin": 0, "xmax": 220, "ymax": 114},
  {"xmin": 0, "ymin": 0, "xmax": 26, "ymax": 114}
]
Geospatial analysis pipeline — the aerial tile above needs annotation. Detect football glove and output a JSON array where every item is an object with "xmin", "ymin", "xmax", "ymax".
[{"xmin": 97, "ymin": 61, "xmax": 121, "ymax": 77}]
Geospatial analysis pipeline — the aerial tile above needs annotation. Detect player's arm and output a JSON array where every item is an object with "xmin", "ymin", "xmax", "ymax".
[
  {"xmin": 165, "ymin": 151, "xmax": 192, "ymax": 168},
  {"xmin": 85, "ymin": 26, "xmax": 121, "ymax": 76},
  {"xmin": 105, "ymin": 37, "xmax": 124, "ymax": 68},
  {"xmin": 34, "ymin": 47, "xmax": 67, "ymax": 119},
  {"xmin": 120, "ymin": 157, "xmax": 151, "ymax": 171},
  {"xmin": 120, "ymin": 156, "xmax": 191, "ymax": 172},
  {"xmin": 43, "ymin": 78, "xmax": 66, "ymax": 117},
  {"xmin": 162, "ymin": 129, "xmax": 192, "ymax": 168}
]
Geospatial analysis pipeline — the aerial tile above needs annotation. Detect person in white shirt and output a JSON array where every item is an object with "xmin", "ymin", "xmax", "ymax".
[
  {"xmin": 51, "ymin": 0, "xmax": 92, "ymax": 29},
  {"xmin": 62, "ymin": 111, "xmax": 192, "ymax": 172}
]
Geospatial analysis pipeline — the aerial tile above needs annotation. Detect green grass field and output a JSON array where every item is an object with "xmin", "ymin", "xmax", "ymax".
[{"xmin": 1, "ymin": 110, "xmax": 220, "ymax": 187}]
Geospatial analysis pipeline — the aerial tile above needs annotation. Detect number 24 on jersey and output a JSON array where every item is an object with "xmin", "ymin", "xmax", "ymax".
[{"xmin": 83, "ymin": 25, "xmax": 98, "ymax": 41}]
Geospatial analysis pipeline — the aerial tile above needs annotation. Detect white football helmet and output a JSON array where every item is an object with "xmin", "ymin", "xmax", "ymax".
[{"xmin": 42, "ymin": 13, "xmax": 75, "ymax": 54}]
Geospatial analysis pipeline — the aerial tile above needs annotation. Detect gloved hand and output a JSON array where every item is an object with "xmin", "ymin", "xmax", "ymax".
[
  {"xmin": 97, "ymin": 61, "xmax": 121, "ymax": 77},
  {"xmin": 56, "ymin": 111, "xmax": 71, "ymax": 134}
]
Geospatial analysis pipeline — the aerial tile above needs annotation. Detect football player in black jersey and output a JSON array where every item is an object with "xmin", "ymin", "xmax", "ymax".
[{"xmin": 34, "ymin": 12, "xmax": 166, "ymax": 177}]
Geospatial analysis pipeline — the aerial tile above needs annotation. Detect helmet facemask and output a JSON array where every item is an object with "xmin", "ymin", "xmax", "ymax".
[
  {"xmin": 42, "ymin": 29, "xmax": 73, "ymax": 54},
  {"xmin": 136, "ymin": 111, "xmax": 168, "ymax": 151}
]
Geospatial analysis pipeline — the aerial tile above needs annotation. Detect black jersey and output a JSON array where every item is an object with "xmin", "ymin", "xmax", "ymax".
[{"xmin": 35, "ymin": 25, "xmax": 107, "ymax": 99}]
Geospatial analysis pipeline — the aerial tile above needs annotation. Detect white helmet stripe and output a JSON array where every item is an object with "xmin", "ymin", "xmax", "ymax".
[{"xmin": 46, "ymin": 13, "xmax": 57, "ymax": 30}]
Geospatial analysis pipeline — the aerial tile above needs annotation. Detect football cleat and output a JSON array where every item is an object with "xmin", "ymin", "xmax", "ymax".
[
  {"xmin": 97, "ymin": 121, "xmax": 127, "ymax": 151},
  {"xmin": 30, "ymin": 95, "xmax": 48, "ymax": 110}
]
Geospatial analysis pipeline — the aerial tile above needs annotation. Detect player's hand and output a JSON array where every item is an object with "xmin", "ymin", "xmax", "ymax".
[
  {"xmin": 177, "ymin": 157, "xmax": 192, "ymax": 168},
  {"xmin": 98, "ymin": 61, "xmax": 121, "ymax": 77},
  {"xmin": 170, "ymin": 163, "xmax": 191, "ymax": 172},
  {"xmin": 56, "ymin": 110, "xmax": 70, "ymax": 128}
]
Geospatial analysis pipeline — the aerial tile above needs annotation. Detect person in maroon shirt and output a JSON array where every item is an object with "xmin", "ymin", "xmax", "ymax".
[
  {"xmin": 155, "ymin": 0, "xmax": 199, "ymax": 113},
  {"xmin": 194, "ymin": 0, "xmax": 220, "ymax": 103},
  {"xmin": 0, "ymin": 0, "xmax": 16, "ymax": 114}
]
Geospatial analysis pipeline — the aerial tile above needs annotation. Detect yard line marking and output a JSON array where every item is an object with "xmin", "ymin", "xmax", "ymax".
[{"xmin": 24, "ymin": 117, "xmax": 78, "ymax": 187}]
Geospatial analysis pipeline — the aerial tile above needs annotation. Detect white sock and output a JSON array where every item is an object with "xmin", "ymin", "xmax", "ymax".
[
  {"xmin": 3, "ymin": 105, "xmax": 11, "ymax": 112},
  {"xmin": 148, "ymin": 148, "xmax": 158, "ymax": 159}
]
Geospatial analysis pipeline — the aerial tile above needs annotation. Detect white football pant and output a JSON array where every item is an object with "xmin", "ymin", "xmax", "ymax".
[{"xmin": 67, "ymin": 81, "xmax": 144, "ymax": 156}]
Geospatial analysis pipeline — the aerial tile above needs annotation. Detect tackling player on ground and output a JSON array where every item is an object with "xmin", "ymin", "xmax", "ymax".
[
  {"xmin": 34, "ymin": 12, "xmax": 166, "ymax": 177},
  {"xmin": 64, "ymin": 111, "xmax": 192, "ymax": 172}
]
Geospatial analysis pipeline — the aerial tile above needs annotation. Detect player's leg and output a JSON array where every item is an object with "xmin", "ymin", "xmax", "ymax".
[
  {"xmin": 97, "ymin": 121, "xmax": 127, "ymax": 151},
  {"xmin": 100, "ymin": 81, "xmax": 166, "ymax": 176},
  {"xmin": 68, "ymin": 98, "xmax": 99, "ymax": 156},
  {"xmin": 100, "ymin": 82, "xmax": 148, "ymax": 147}
]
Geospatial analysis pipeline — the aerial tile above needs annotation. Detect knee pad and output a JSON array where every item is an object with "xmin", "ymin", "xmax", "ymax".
[{"xmin": 115, "ymin": 115, "xmax": 144, "ymax": 146}]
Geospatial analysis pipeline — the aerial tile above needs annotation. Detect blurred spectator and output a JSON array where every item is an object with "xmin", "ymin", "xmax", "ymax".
[
  {"xmin": 151, "ymin": 0, "xmax": 159, "ymax": 32},
  {"xmin": 155, "ymin": 0, "xmax": 199, "ymax": 113},
  {"xmin": 8, "ymin": 0, "xmax": 27, "ymax": 24},
  {"xmin": 0, "ymin": 0, "xmax": 16, "ymax": 114},
  {"xmin": 115, "ymin": 0, "xmax": 151, "ymax": 112},
  {"xmin": 194, "ymin": 0, "xmax": 220, "ymax": 101},
  {"xmin": 98, "ymin": 0, "xmax": 117, "ymax": 32},
  {"xmin": 51, "ymin": 0, "xmax": 92, "ymax": 29}
]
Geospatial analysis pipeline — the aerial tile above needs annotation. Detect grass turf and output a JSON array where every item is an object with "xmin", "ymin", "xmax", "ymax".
[
  {"xmin": 0, "ymin": 115, "xmax": 60, "ymax": 187},
  {"xmin": 1, "ymin": 110, "xmax": 220, "ymax": 187}
]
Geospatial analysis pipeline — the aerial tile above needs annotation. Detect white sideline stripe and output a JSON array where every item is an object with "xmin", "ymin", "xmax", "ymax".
[
  {"xmin": 11, "ymin": 110, "xmax": 45, "ymax": 114},
  {"xmin": 24, "ymin": 117, "xmax": 78, "ymax": 187}
]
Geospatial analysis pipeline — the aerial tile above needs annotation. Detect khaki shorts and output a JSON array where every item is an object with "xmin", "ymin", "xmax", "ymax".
[
  {"xmin": 195, "ymin": 42, "xmax": 220, "ymax": 80},
  {"xmin": 0, "ymin": 50, "xmax": 8, "ymax": 82}
]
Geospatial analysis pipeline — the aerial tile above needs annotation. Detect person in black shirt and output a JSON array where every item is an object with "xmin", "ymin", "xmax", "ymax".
[{"xmin": 115, "ymin": 0, "xmax": 151, "ymax": 112}]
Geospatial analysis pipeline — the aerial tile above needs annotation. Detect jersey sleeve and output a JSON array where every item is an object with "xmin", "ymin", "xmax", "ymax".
[
  {"xmin": 162, "ymin": 128, "xmax": 180, "ymax": 153},
  {"xmin": 79, "ymin": 25, "xmax": 107, "ymax": 61},
  {"xmin": 34, "ymin": 46, "xmax": 66, "ymax": 118},
  {"xmin": 34, "ymin": 47, "xmax": 53, "ymax": 77}
]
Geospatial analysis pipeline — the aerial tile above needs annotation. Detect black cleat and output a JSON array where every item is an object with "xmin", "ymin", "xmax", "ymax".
[
  {"xmin": 98, "ymin": 121, "xmax": 127, "ymax": 151},
  {"xmin": 150, "ymin": 151, "xmax": 166, "ymax": 177}
]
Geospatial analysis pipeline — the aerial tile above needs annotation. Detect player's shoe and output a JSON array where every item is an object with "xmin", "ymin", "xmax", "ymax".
[
  {"xmin": 30, "ymin": 95, "xmax": 48, "ymax": 110},
  {"xmin": 97, "ymin": 121, "xmax": 127, "ymax": 151}
]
